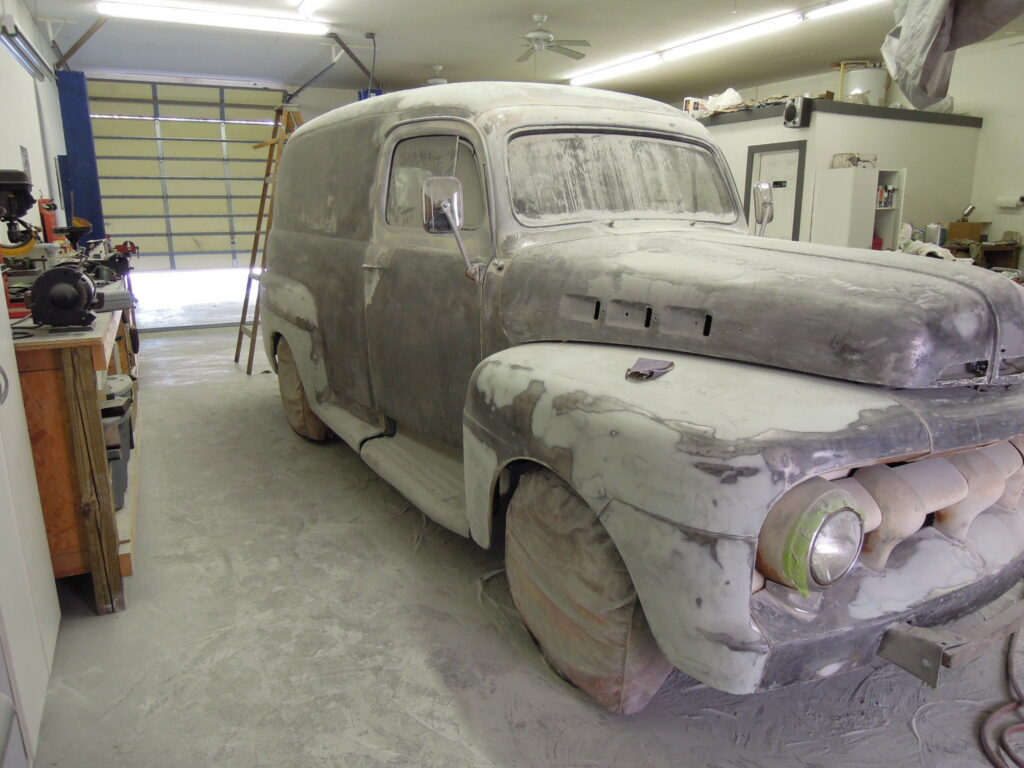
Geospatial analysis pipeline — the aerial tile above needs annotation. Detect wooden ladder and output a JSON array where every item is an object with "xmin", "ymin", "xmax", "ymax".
[{"xmin": 234, "ymin": 104, "xmax": 303, "ymax": 374}]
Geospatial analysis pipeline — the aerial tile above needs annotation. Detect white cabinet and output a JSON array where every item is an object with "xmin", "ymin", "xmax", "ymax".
[{"xmin": 811, "ymin": 167, "xmax": 906, "ymax": 250}]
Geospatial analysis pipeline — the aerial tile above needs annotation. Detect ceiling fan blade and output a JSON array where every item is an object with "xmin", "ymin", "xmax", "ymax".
[
  {"xmin": 517, "ymin": 47, "xmax": 536, "ymax": 62},
  {"xmin": 552, "ymin": 39, "xmax": 590, "ymax": 47},
  {"xmin": 549, "ymin": 45, "xmax": 586, "ymax": 60}
]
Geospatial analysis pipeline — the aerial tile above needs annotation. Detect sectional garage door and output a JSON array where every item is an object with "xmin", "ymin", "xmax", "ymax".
[{"xmin": 88, "ymin": 79, "xmax": 285, "ymax": 270}]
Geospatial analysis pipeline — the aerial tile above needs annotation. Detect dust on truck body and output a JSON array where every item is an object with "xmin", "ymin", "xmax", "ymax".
[{"xmin": 260, "ymin": 82, "xmax": 1024, "ymax": 712}]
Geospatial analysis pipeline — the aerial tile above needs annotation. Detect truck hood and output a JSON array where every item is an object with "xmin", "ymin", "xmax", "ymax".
[{"xmin": 497, "ymin": 229, "xmax": 1024, "ymax": 389}]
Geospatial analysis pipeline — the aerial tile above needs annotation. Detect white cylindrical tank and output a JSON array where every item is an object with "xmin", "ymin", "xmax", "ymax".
[{"xmin": 844, "ymin": 67, "xmax": 888, "ymax": 106}]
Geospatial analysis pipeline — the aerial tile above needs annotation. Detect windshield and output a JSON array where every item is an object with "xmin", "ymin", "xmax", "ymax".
[{"xmin": 508, "ymin": 131, "xmax": 738, "ymax": 226}]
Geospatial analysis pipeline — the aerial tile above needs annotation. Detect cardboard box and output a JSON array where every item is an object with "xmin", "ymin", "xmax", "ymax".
[
  {"xmin": 831, "ymin": 152, "xmax": 877, "ymax": 169},
  {"xmin": 947, "ymin": 221, "xmax": 988, "ymax": 242}
]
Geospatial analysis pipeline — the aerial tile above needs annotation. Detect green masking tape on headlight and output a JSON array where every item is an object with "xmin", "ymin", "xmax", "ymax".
[{"xmin": 781, "ymin": 493, "xmax": 864, "ymax": 597}]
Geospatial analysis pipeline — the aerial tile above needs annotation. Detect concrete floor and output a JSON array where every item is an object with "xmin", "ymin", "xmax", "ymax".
[{"xmin": 34, "ymin": 327, "xmax": 1018, "ymax": 767}]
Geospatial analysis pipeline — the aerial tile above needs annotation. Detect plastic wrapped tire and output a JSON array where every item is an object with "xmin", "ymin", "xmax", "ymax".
[
  {"xmin": 275, "ymin": 337, "xmax": 331, "ymax": 441},
  {"xmin": 505, "ymin": 470, "xmax": 673, "ymax": 714}
]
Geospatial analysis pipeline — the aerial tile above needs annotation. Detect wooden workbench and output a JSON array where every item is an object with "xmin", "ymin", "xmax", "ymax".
[{"xmin": 13, "ymin": 311, "xmax": 138, "ymax": 614}]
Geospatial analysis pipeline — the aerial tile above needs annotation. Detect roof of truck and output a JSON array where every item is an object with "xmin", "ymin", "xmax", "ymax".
[{"xmin": 297, "ymin": 81, "xmax": 698, "ymax": 136}]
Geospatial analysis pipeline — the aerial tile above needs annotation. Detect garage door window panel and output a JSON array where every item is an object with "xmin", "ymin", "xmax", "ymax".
[{"xmin": 88, "ymin": 78, "xmax": 281, "ymax": 269}]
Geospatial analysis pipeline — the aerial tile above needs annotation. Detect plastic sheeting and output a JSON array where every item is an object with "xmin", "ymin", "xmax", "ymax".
[
  {"xmin": 505, "ymin": 471, "xmax": 673, "ymax": 714},
  {"xmin": 882, "ymin": 0, "xmax": 1024, "ymax": 109}
]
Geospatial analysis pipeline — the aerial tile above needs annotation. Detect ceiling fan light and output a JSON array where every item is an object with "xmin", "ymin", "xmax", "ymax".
[{"xmin": 95, "ymin": 1, "xmax": 330, "ymax": 35}]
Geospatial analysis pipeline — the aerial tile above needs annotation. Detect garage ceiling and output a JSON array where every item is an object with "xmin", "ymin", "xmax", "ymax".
[{"xmin": 30, "ymin": 0, "xmax": 1024, "ymax": 102}]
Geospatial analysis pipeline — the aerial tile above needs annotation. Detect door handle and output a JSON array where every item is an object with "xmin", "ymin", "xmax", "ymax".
[{"xmin": 361, "ymin": 264, "xmax": 385, "ymax": 271}]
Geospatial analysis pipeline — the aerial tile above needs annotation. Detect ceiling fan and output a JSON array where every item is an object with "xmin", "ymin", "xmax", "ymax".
[
  {"xmin": 516, "ymin": 14, "xmax": 590, "ymax": 62},
  {"xmin": 425, "ymin": 65, "xmax": 447, "ymax": 85}
]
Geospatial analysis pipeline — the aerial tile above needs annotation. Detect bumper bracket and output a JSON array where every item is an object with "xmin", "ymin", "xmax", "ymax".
[{"xmin": 879, "ymin": 584, "xmax": 1024, "ymax": 686}]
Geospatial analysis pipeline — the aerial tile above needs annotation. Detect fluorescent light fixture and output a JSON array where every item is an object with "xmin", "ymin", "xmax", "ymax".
[
  {"xmin": 805, "ymin": 0, "xmax": 889, "ymax": 20},
  {"xmin": 570, "ymin": 11, "xmax": 804, "ymax": 86},
  {"xmin": 571, "ymin": 52, "xmax": 663, "ymax": 86},
  {"xmin": 662, "ymin": 12, "xmax": 804, "ymax": 61},
  {"xmin": 0, "ymin": 15, "xmax": 52, "ymax": 80},
  {"xmin": 95, "ymin": 1, "xmax": 329, "ymax": 35}
]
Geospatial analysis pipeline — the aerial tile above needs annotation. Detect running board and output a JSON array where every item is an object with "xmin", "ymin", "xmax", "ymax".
[
  {"xmin": 314, "ymin": 400, "xmax": 384, "ymax": 451},
  {"xmin": 359, "ymin": 430, "xmax": 469, "ymax": 537}
]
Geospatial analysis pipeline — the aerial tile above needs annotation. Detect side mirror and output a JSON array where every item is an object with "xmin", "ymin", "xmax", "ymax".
[
  {"xmin": 753, "ymin": 181, "xmax": 774, "ymax": 237},
  {"xmin": 422, "ymin": 176, "xmax": 464, "ymax": 233},
  {"xmin": 421, "ymin": 175, "xmax": 483, "ymax": 282}
]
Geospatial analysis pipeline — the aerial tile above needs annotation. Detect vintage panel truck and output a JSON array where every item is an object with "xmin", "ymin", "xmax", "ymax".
[{"xmin": 261, "ymin": 82, "xmax": 1024, "ymax": 713}]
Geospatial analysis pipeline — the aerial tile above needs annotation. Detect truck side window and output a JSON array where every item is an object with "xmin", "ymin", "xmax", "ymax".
[{"xmin": 386, "ymin": 136, "xmax": 484, "ymax": 229}]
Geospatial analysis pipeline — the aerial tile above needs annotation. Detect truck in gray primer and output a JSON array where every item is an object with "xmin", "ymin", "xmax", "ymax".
[{"xmin": 261, "ymin": 82, "xmax": 1024, "ymax": 700}]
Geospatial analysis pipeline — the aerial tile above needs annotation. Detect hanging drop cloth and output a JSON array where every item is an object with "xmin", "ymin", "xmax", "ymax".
[{"xmin": 882, "ymin": 0, "xmax": 1024, "ymax": 109}]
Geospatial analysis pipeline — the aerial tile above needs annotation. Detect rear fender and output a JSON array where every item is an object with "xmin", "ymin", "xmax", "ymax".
[{"xmin": 260, "ymin": 272, "xmax": 329, "ymax": 399}]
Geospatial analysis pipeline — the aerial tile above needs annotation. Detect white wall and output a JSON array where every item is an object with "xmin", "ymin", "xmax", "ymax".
[
  {"xmin": 946, "ymin": 37, "xmax": 1024, "ymax": 239},
  {"xmin": 813, "ymin": 112, "xmax": 978, "ymax": 229},
  {"xmin": 289, "ymin": 86, "xmax": 358, "ymax": 121},
  {"xmin": 0, "ymin": 0, "xmax": 66, "ymax": 226},
  {"xmin": 733, "ymin": 69, "xmax": 840, "ymax": 102},
  {"xmin": 708, "ymin": 117, "xmax": 815, "ymax": 237},
  {"xmin": 707, "ymin": 111, "xmax": 980, "ymax": 240},
  {"xmin": 711, "ymin": 37, "xmax": 1024, "ymax": 241}
]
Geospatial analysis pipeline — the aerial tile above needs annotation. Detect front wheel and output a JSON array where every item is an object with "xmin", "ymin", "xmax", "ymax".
[
  {"xmin": 275, "ymin": 337, "xmax": 331, "ymax": 441},
  {"xmin": 504, "ymin": 469, "xmax": 673, "ymax": 714}
]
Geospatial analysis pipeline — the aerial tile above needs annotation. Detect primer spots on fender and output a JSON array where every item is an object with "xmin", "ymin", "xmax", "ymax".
[
  {"xmin": 475, "ymin": 359, "xmax": 536, "ymax": 409},
  {"xmin": 694, "ymin": 462, "xmax": 760, "ymax": 484},
  {"xmin": 953, "ymin": 310, "xmax": 983, "ymax": 338},
  {"xmin": 846, "ymin": 536, "xmax": 980, "ymax": 621}
]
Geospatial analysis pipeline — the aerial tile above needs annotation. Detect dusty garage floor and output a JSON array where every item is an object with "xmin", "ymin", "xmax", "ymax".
[{"xmin": 34, "ymin": 327, "xmax": 1019, "ymax": 767}]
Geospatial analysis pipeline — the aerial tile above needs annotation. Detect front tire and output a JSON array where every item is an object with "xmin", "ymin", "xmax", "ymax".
[
  {"xmin": 505, "ymin": 470, "xmax": 673, "ymax": 714},
  {"xmin": 275, "ymin": 337, "xmax": 331, "ymax": 441}
]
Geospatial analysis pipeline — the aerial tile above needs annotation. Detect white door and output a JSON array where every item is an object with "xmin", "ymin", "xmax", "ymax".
[
  {"xmin": 0, "ymin": 304, "xmax": 60, "ymax": 764},
  {"xmin": 748, "ymin": 149, "xmax": 800, "ymax": 240}
]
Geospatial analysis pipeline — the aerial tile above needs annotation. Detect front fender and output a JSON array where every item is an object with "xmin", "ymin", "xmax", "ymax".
[{"xmin": 462, "ymin": 342, "xmax": 931, "ymax": 692}]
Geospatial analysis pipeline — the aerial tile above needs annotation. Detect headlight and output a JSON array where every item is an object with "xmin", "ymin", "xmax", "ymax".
[
  {"xmin": 809, "ymin": 507, "xmax": 863, "ymax": 586},
  {"xmin": 757, "ymin": 477, "xmax": 865, "ymax": 596}
]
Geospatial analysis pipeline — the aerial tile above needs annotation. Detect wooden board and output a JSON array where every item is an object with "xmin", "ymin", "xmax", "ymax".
[
  {"xmin": 18, "ymin": 367, "xmax": 87, "ymax": 577},
  {"xmin": 63, "ymin": 346, "xmax": 124, "ymax": 613},
  {"xmin": 13, "ymin": 310, "xmax": 136, "ymax": 613},
  {"xmin": 12, "ymin": 311, "xmax": 121, "ymax": 373}
]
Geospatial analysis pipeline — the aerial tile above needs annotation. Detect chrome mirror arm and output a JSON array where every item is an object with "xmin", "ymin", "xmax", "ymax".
[{"xmin": 440, "ymin": 199, "xmax": 484, "ymax": 282}]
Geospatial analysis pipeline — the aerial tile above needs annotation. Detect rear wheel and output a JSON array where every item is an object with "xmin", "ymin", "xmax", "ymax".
[
  {"xmin": 275, "ymin": 337, "xmax": 331, "ymax": 441},
  {"xmin": 505, "ymin": 469, "xmax": 673, "ymax": 714}
]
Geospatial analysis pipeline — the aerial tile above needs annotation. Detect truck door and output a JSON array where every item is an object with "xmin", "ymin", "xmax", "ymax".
[{"xmin": 364, "ymin": 126, "xmax": 490, "ymax": 447}]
